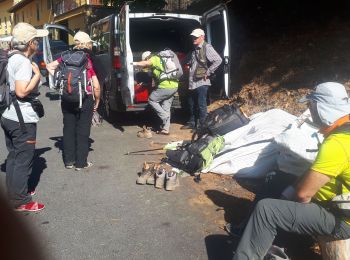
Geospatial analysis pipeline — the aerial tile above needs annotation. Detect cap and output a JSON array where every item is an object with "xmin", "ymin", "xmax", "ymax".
[
  {"xmin": 74, "ymin": 31, "xmax": 94, "ymax": 44},
  {"xmin": 141, "ymin": 51, "xmax": 151, "ymax": 61},
  {"xmin": 190, "ymin": 28, "xmax": 205, "ymax": 38},
  {"xmin": 12, "ymin": 23, "xmax": 48, "ymax": 44},
  {"xmin": 299, "ymin": 82, "xmax": 350, "ymax": 125}
]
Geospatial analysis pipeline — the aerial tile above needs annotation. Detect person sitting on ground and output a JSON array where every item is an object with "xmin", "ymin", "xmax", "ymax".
[
  {"xmin": 133, "ymin": 51, "xmax": 179, "ymax": 135},
  {"xmin": 46, "ymin": 31, "xmax": 101, "ymax": 171},
  {"xmin": 1, "ymin": 23, "xmax": 48, "ymax": 212},
  {"xmin": 233, "ymin": 82, "xmax": 350, "ymax": 259}
]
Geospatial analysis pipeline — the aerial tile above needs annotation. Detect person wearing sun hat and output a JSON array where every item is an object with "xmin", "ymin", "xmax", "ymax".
[
  {"xmin": 46, "ymin": 31, "xmax": 101, "ymax": 171},
  {"xmin": 1, "ymin": 23, "xmax": 48, "ymax": 212},
  {"xmin": 232, "ymin": 82, "xmax": 350, "ymax": 259}
]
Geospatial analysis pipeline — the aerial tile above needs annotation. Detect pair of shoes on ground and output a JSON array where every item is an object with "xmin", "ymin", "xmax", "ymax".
[
  {"xmin": 136, "ymin": 162, "xmax": 179, "ymax": 191},
  {"xmin": 15, "ymin": 201, "xmax": 45, "ymax": 212},
  {"xmin": 65, "ymin": 162, "xmax": 93, "ymax": 171},
  {"xmin": 137, "ymin": 126, "xmax": 153, "ymax": 138}
]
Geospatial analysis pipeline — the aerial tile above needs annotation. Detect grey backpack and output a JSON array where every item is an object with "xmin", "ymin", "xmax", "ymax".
[{"xmin": 156, "ymin": 49, "xmax": 183, "ymax": 82}]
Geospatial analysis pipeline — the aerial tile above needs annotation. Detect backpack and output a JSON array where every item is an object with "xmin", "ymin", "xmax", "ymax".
[
  {"xmin": 54, "ymin": 50, "xmax": 91, "ymax": 108},
  {"xmin": 0, "ymin": 49, "xmax": 10, "ymax": 115},
  {"xmin": 196, "ymin": 103, "xmax": 250, "ymax": 137},
  {"xmin": 155, "ymin": 49, "xmax": 183, "ymax": 82},
  {"xmin": 166, "ymin": 135, "xmax": 225, "ymax": 174}
]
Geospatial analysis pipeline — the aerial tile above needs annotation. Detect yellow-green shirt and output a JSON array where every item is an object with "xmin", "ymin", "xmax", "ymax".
[
  {"xmin": 149, "ymin": 56, "xmax": 178, "ymax": 89},
  {"xmin": 312, "ymin": 132, "xmax": 350, "ymax": 202}
]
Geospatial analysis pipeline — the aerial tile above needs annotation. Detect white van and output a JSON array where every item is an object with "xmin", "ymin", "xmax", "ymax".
[{"xmin": 43, "ymin": 3, "xmax": 230, "ymax": 114}]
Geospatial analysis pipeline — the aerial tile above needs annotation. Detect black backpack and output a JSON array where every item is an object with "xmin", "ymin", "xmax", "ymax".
[
  {"xmin": 54, "ymin": 50, "xmax": 90, "ymax": 107},
  {"xmin": 196, "ymin": 104, "xmax": 250, "ymax": 137},
  {"xmin": 0, "ymin": 49, "xmax": 10, "ymax": 115}
]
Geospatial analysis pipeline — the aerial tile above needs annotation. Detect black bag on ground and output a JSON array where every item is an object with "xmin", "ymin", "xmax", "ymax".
[
  {"xmin": 198, "ymin": 104, "xmax": 249, "ymax": 136},
  {"xmin": 54, "ymin": 50, "xmax": 90, "ymax": 107}
]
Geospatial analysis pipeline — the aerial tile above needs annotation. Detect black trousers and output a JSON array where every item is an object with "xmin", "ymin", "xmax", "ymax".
[
  {"xmin": 1, "ymin": 117, "xmax": 36, "ymax": 207},
  {"xmin": 61, "ymin": 96, "xmax": 94, "ymax": 168}
]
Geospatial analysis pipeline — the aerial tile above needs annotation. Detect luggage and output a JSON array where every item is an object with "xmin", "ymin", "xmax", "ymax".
[
  {"xmin": 156, "ymin": 49, "xmax": 183, "ymax": 82},
  {"xmin": 166, "ymin": 135, "xmax": 225, "ymax": 174},
  {"xmin": 198, "ymin": 104, "xmax": 249, "ymax": 137}
]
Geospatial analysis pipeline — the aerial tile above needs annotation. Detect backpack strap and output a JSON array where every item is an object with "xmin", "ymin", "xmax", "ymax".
[{"xmin": 7, "ymin": 51, "xmax": 30, "ymax": 133}]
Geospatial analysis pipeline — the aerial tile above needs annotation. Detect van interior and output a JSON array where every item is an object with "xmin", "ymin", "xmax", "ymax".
[{"xmin": 129, "ymin": 16, "xmax": 226, "ymax": 102}]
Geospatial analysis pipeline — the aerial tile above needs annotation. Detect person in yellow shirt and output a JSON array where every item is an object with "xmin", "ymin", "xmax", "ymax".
[
  {"xmin": 233, "ymin": 82, "xmax": 350, "ymax": 260},
  {"xmin": 134, "ymin": 51, "xmax": 178, "ymax": 135}
]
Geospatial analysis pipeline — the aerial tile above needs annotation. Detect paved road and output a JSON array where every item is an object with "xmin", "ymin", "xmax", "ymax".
[{"xmin": 0, "ymin": 87, "xmax": 230, "ymax": 260}]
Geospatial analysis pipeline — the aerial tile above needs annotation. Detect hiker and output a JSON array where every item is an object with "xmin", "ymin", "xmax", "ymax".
[
  {"xmin": 181, "ymin": 28, "xmax": 222, "ymax": 130},
  {"xmin": 0, "ymin": 23, "xmax": 48, "ymax": 212},
  {"xmin": 133, "ymin": 51, "xmax": 179, "ymax": 135},
  {"xmin": 46, "ymin": 31, "xmax": 101, "ymax": 170},
  {"xmin": 233, "ymin": 82, "xmax": 350, "ymax": 260}
]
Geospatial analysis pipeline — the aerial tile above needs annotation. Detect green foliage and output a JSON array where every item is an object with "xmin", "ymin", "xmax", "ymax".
[{"xmin": 102, "ymin": 0, "xmax": 167, "ymax": 12}]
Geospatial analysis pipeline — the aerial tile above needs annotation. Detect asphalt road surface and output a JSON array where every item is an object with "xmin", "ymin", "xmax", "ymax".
[{"xmin": 0, "ymin": 87, "xmax": 232, "ymax": 260}]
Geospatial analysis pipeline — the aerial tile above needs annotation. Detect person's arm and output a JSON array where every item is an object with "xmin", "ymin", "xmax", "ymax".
[
  {"xmin": 204, "ymin": 44, "xmax": 222, "ymax": 80},
  {"xmin": 91, "ymin": 75, "xmax": 100, "ymax": 112},
  {"xmin": 15, "ymin": 62, "xmax": 41, "ymax": 98},
  {"xmin": 294, "ymin": 170, "xmax": 331, "ymax": 203},
  {"xmin": 133, "ymin": 60, "xmax": 152, "ymax": 68},
  {"xmin": 46, "ymin": 60, "xmax": 59, "ymax": 76}
]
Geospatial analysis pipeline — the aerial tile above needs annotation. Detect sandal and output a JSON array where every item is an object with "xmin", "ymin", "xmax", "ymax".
[
  {"xmin": 15, "ymin": 202, "xmax": 45, "ymax": 212},
  {"xmin": 157, "ymin": 129, "xmax": 170, "ymax": 135}
]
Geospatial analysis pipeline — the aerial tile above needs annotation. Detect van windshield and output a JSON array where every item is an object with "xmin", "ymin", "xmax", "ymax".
[{"xmin": 129, "ymin": 17, "xmax": 200, "ymax": 54}]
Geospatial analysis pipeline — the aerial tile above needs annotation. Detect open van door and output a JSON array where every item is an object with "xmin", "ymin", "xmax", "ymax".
[
  {"xmin": 42, "ymin": 24, "xmax": 74, "ymax": 89},
  {"xmin": 118, "ymin": 4, "xmax": 134, "ymax": 106},
  {"xmin": 202, "ymin": 4, "xmax": 231, "ymax": 98}
]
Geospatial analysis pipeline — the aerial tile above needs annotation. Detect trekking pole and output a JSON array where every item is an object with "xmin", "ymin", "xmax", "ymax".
[{"xmin": 125, "ymin": 147, "xmax": 164, "ymax": 155}]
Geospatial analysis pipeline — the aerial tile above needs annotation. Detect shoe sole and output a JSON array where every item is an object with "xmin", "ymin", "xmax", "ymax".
[{"xmin": 15, "ymin": 204, "xmax": 45, "ymax": 212}]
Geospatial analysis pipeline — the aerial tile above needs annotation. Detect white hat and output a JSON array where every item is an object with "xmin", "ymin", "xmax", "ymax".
[
  {"xmin": 74, "ymin": 31, "xmax": 94, "ymax": 44},
  {"xmin": 299, "ymin": 82, "xmax": 350, "ymax": 126},
  {"xmin": 190, "ymin": 28, "xmax": 205, "ymax": 38},
  {"xmin": 12, "ymin": 23, "xmax": 48, "ymax": 44},
  {"xmin": 141, "ymin": 51, "xmax": 151, "ymax": 61}
]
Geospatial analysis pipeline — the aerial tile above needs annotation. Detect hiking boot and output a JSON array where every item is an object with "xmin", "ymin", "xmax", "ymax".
[
  {"xmin": 146, "ymin": 164, "xmax": 160, "ymax": 185},
  {"xmin": 75, "ymin": 162, "xmax": 93, "ymax": 171},
  {"xmin": 155, "ymin": 168, "xmax": 166, "ymax": 189},
  {"xmin": 137, "ymin": 162, "xmax": 154, "ymax": 185},
  {"xmin": 137, "ymin": 126, "xmax": 152, "ymax": 138},
  {"xmin": 165, "ymin": 171, "xmax": 179, "ymax": 191}
]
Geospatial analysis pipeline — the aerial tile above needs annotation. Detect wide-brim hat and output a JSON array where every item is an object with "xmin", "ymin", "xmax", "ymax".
[
  {"xmin": 12, "ymin": 23, "xmax": 48, "ymax": 44},
  {"xmin": 299, "ymin": 82, "xmax": 350, "ymax": 125}
]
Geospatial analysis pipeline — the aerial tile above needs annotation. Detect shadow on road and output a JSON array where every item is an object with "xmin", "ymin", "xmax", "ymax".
[
  {"xmin": 28, "ymin": 147, "xmax": 51, "ymax": 192},
  {"xmin": 205, "ymin": 234, "xmax": 236, "ymax": 260}
]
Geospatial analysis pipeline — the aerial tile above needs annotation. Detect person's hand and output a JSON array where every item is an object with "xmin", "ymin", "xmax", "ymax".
[
  {"xmin": 93, "ymin": 100, "xmax": 100, "ymax": 112},
  {"xmin": 31, "ymin": 62, "xmax": 40, "ymax": 76},
  {"xmin": 204, "ymin": 74, "xmax": 208, "ymax": 81}
]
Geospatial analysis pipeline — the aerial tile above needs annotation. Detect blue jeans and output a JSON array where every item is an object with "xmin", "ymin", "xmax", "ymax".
[{"xmin": 187, "ymin": 85, "xmax": 209, "ymax": 127}]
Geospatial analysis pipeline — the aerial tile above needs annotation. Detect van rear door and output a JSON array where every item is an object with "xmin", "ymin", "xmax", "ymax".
[
  {"xmin": 202, "ymin": 4, "xmax": 231, "ymax": 97},
  {"xmin": 118, "ymin": 4, "xmax": 134, "ymax": 106},
  {"xmin": 42, "ymin": 24, "xmax": 75, "ymax": 89}
]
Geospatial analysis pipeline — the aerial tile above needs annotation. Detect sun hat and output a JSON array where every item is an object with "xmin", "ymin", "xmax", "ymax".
[
  {"xmin": 74, "ymin": 31, "xmax": 94, "ymax": 44},
  {"xmin": 299, "ymin": 82, "xmax": 350, "ymax": 126},
  {"xmin": 141, "ymin": 51, "xmax": 151, "ymax": 61},
  {"xmin": 12, "ymin": 23, "xmax": 48, "ymax": 44},
  {"xmin": 190, "ymin": 28, "xmax": 205, "ymax": 38}
]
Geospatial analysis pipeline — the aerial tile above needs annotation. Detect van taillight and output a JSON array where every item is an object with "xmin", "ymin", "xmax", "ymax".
[{"xmin": 113, "ymin": 56, "xmax": 121, "ymax": 69}]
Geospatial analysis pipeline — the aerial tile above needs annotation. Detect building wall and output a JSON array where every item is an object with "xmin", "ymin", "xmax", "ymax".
[
  {"xmin": 13, "ymin": 0, "xmax": 52, "ymax": 27},
  {"xmin": 0, "ymin": 0, "xmax": 13, "ymax": 36},
  {"xmin": 67, "ymin": 13, "xmax": 84, "ymax": 32}
]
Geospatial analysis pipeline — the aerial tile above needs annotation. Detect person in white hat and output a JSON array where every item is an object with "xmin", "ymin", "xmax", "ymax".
[
  {"xmin": 46, "ymin": 31, "xmax": 100, "ymax": 171},
  {"xmin": 1, "ymin": 22, "xmax": 49, "ymax": 212},
  {"xmin": 181, "ymin": 28, "xmax": 222, "ymax": 130},
  {"xmin": 232, "ymin": 82, "xmax": 350, "ymax": 259}
]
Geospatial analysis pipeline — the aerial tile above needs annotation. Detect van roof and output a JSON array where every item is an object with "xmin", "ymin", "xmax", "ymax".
[{"xmin": 128, "ymin": 12, "xmax": 201, "ymax": 22}]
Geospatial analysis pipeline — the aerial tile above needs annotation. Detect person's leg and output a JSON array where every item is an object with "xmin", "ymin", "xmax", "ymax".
[
  {"xmin": 160, "ymin": 88, "xmax": 177, "ymax": 132},
  {"xmin": 233, "ymin": 198, "xmax": 350, "ymax": 260},
  {"xmin": 1, "ymin": 118, "xmax": 15, "ymax": 198},
  {"xmin": 148, "ymin": 88, "xmax": 177, "ymax": 131},
  {"xmin": 75, "ymin": 96, "xmax": 94, "ymax": 168},
  {"xmin": 185, "ymin": 90, "xmax": 196, "ymax": 127},
  {"xmin": 196, "ymin": 85, "xmax": 209, "ymax": 126},
  {"xmin": 2, "ymin": 118, "xmax": 36, "ymax": 208},
  {"xmin": 61, "ymin": 102, "xmax": 77, "ymax": 166}
]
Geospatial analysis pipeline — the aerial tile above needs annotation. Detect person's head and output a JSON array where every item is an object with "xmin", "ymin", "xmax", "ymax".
[
  {"xmin": 11, "ymin": 22, "xmax": 48, "ymax": 55},
  {"xmin": 190, "ymin": 28, "xmax": 205, "ymax": 46},
  {"xmin": 299, "ymin": 82, "xmax": 350, "ymax": 127},
  {"xmin": 73, "ymin": 31, "xmax": 94, "ymax": 50},
  {"xmin": 141, "ymin": 51, "xmax": 152, "ymax": 61}
]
